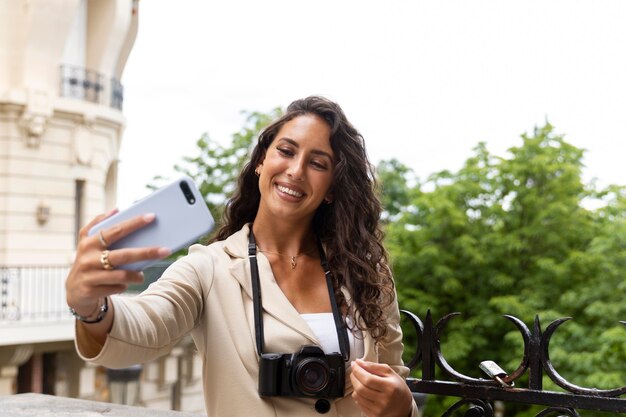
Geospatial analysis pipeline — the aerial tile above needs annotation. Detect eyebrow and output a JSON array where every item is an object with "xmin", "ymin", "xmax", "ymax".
[{"xmin": 277, "ymin": 137, "xmax": 334, "ymax": 161}]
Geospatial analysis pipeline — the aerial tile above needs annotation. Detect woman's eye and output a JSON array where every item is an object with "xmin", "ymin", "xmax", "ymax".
[
  {"xmin": 277, "ymin": 147, "xmax": 294, "ymax": 157},
  {"xmin": 311, "ymin": 160, "xmax": 328, "ymax": 170}
]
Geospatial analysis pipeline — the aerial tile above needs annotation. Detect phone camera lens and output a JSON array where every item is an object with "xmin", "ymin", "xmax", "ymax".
[{"xmin": 179, "ymin": 181, "xmax": 196, "ymax": 205}]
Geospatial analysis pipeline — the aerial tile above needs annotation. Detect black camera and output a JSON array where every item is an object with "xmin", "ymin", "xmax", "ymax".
[{"xmin": 258, "ymin": 345, "xmax": 345, "ymax": 398}]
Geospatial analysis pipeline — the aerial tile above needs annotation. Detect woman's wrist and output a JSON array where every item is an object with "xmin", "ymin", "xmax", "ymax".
[
  {"xmin": 69, "ymin": 297, "xmax": 109, "ymax": 323},
  {"xmin": 70, "ymin": 299, "xmax": 100, "ymax": 317}
]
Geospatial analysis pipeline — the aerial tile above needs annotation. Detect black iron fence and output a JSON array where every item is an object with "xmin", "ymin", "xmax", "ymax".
[
  {"xmin": 59, "ymin": 65, "xmax": 124, "ymax": 110},
  {"xmin": 402, "ymin": 310, "xmax": 626, "ymax": 416}
]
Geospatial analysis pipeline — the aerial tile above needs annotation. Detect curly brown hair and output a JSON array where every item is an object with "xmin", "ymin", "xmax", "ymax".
[{"xmin": 211, "ymin": 96, "xmax": 395, "ymax": 342}]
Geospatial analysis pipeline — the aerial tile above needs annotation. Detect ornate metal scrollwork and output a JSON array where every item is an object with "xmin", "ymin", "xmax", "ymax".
[
  {"xmin": 542, "ymin": 318, "xmax": 626, "ymax": 396},
  {"xmin": 401, "ymin": 310, "xmax": 626, "ymax": 415},
  {"xmin": 441, "ymin": 399, "xmax": 493, "ymax": 417},
  {"xmin": 534, "ymin": 407, "xmax": 580, "ymax": 417}
]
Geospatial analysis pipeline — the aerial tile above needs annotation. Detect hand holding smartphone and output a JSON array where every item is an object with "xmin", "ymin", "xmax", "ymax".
[{"xmin": 88, "ymin": 176, "xmax": 215, "ymax": 271}]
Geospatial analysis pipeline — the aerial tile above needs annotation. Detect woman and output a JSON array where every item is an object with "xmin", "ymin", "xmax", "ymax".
[{"xmin": 66, "ymin": 96, "xmax": 418, "ymax": 417}]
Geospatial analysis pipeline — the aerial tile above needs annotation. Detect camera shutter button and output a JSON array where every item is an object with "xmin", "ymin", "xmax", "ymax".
[{"xmin": 314, "ymin": 399, "xmax": 331, "ymax": 414}]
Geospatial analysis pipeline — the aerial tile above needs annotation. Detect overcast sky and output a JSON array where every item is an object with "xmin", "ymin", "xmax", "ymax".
[{"xmin": 117, "ymin": 0, "xmax": 626, "ymax": 208}]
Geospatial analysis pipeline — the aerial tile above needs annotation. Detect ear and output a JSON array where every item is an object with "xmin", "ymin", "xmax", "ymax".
[
  {"xmin": 256, "ymin": 151, "xmax": 267, "ymax": 170},
  {"xmin": 324, "ymin": 193, "xmax": 334, "ymax": 204}
]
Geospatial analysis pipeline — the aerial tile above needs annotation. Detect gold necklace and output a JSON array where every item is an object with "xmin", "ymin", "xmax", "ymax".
[{"xmin": 257, "ymin": 246, "xmax": 317, "ymax": 269}]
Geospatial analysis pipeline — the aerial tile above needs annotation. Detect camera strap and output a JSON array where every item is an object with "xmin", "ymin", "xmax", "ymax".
[{"xmin": 248, "ymin": 226, "xmax": 350, "ymax": 361}]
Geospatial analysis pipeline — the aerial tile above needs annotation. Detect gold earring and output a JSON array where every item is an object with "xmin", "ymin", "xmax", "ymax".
[{"xmin": 255, "ymin": 167, "xmax": 261, "ymax": 176}]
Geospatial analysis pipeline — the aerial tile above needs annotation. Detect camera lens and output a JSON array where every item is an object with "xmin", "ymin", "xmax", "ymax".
[
  {"xmin": 294, "ymin": 358, "xmax": 329, "ymax": 395},
  {"xmin": 179, "ymin": 181, "xmax": 196, "ymax": 205}
]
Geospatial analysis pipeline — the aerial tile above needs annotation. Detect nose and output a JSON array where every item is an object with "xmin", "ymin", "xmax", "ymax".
[{"xmin": 286, "ymin": 156, "xmax": 306, "ymax": 180}]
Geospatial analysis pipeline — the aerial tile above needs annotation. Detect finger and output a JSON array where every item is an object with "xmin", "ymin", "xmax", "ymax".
[
  {"xmin": 350, "ymin": 367, "xmax": 362, "ymax": 390},
  {"xmin": 72, "ymin": 270, "xmax": 144, "ymax": 299},
  {"xmin": 104, "ymin": 246, "xmax": 171, "ymax": 269},
  {"xmin": 67, "ymin": 268, "xmax": 144, "ymax": 308},
  {"xmin": 352, "ymin": 376, "xmax": 384, "ymax": 401},
  {"xmin": 82, "ymin": 270, "xmax": 145, "ymax": 288},
  {"xmin": 350, "ymin": 368, "xmax": 369, "ymax": 400},
  {"xmin": 351, "ymin": 361, "xmax": 386, "ymax": 393},
  {"xmin": 354, "ymin": 359, "xmax": 394, "ymax": 377},
  {"xmin": 100, "ymin": 213, "xmax": 157, "ymax": 246},
  {"xmin": 78, "ymin": 209, "xmax": 119, "ymax": 240}
]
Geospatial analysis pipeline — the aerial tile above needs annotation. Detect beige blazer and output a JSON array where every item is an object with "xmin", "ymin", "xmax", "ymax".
[{"xmin": 76, "ymin": 224, "xmax": 419, "ymax": 417}]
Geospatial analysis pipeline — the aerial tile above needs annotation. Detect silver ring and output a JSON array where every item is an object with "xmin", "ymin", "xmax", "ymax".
[
  {"xmin": 100, "ymin": 250, "xmax": 114, "ymax": 270},
  {"xmin": 98, "ymin": 230, "xmax": 109, "ymax": 249}
]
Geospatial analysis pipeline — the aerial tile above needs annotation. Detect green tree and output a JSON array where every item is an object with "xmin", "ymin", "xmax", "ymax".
[
  {"xmin": 381, "ymin": 124, "xmax": 626, "ymax": 417},
  {"xmin": 376, "ymin": 158, "xmax": 418, "ymax": 221}
]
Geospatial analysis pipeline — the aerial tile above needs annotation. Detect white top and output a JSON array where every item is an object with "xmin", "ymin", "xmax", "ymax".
[{"xmin": 300, "ymin": 313, "xmax": 365, "ymax": 363}]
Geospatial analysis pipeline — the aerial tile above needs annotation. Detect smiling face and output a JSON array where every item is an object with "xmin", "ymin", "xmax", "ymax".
[{"xmin": 256, "ymin": 114, "xmax": 335, "ymax": 225}]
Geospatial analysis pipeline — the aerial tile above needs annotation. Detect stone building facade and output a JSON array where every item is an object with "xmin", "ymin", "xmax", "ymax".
[{"xmin": 0, "ymin": 1, "xmax": 204, "ymax": 412}]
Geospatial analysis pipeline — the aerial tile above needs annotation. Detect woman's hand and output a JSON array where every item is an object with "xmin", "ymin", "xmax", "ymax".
[
  {"xmin": 350, "ymin": 359, "xmax": 414, "ymax": 417},
  {"xmin": 65, "ymin": 210, "xmax": 170, "ymax": 318}
]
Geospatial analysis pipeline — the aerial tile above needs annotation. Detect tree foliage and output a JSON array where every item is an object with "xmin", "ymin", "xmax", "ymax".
[
  {"xmin": 161, "ymin": 110, "xmax": 626, "ymax": 416},
  {"xmin": 379, "ymin": 124, "xmax": 626, "ymax": 416}
]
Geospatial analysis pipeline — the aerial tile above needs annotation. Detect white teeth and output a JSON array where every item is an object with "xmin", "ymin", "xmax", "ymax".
[{"xmin": 277, "ymin": 185, "xmax": 303, "ymax": 197}]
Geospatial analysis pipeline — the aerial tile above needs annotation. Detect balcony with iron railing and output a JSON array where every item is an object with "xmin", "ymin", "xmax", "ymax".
[
  {"xmin": 59, "ymin": 65, "xmax": 124, "ymax": 110},
  {"xmin": 1, "ymin": 265, "xmax": 73, "ymax": 346},
  {"xmin": 0, "ymin": 262, "xmax": 171, "ymax": 346}
]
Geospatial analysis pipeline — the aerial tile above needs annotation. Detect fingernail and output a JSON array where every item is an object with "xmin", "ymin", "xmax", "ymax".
[
  {"xmin": 144, "ymin": 213, "xmax": 156, "ymax": 222},
  {"xmin": 106, "ymin": 208, "xmax": 119, "ymax": 216},
  {"xmin": 158, "ymin": 247, "xmax": 171, "ymax": 257}
]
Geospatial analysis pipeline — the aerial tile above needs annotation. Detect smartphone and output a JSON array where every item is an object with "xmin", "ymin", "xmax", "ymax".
[{"xmin": 88, "ymin": 176, "xmax": 215, "ymax": 271}]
